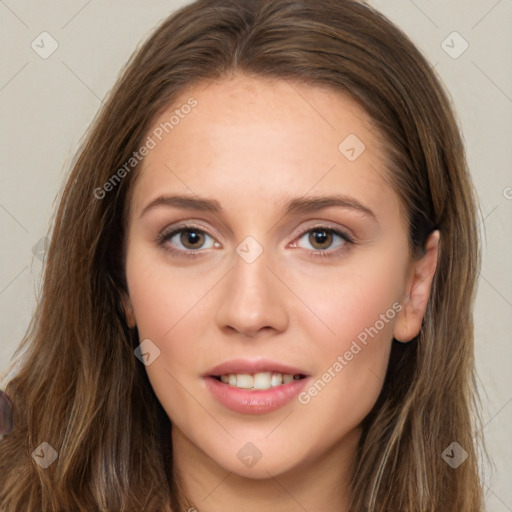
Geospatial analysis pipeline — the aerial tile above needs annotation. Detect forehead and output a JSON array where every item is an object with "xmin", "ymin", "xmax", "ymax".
[{"xmin": 130, "ymin": 74, "xmax": 401, "ymax": 229}]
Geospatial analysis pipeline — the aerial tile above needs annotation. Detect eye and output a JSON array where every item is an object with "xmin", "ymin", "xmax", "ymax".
[
  {"xmin": 156, "ymin": 223, "xmax": 355, "ymax": 259},
  {"xmin": 291, "ymin": 225, "xmax": 354, "ymax": 258},
  {"xmin": 156, "ymin": 224, "xmax": 219, "ymax": 257}
]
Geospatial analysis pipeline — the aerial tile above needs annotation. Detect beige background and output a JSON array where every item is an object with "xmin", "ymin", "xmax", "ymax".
[{"xmin": 1, "ymin": 0, "xmax": 511, "ymax": 509}]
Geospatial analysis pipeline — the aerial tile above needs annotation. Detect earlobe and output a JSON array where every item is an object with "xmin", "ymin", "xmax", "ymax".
[
  {"xmin": 121, "ymin": 294, "xmax": 136, "ymax": 328},
  {"xmin": 393, "ymin": 230, "xmax": 440, "ymax": 343}
]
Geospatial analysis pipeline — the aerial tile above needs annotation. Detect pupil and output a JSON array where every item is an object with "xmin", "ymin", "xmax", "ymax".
[
  {"xmin": 310, "ymin": 229, "xmax": 331, "ymax": 249},
  {"xmin": 182, "ymin": 229, "xmax": 202, "ymax": 248}
]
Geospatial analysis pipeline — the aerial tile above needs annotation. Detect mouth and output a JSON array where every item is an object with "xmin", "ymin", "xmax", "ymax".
[
  {"xmin": 203, "ymin": 359, "xmax": 310, "ymax": 414},
  {"xmin": 210, "ymin": 372, "xmax": 307, "ymax": 391}
]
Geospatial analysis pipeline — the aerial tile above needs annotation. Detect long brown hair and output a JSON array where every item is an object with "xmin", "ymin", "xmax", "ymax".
[{"xmin": 0, "ymin": 0, "xmax": 489, "ymax": 510}]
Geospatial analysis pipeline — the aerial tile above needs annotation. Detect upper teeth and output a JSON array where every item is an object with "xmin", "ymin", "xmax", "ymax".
[{"xmin": 219, "ymin": 372, "xmax": 299, "ymax": 390}]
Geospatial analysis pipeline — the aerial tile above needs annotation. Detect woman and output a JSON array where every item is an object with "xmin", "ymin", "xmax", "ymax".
[{"xmin": 0, "ymin": 0, "xmax": 488, "ymax": 510}]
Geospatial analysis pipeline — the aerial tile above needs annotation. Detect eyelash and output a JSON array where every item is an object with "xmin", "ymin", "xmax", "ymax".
[{"xmin": 156, "ymin": 223, "xmax": 355, "ymax": 260}]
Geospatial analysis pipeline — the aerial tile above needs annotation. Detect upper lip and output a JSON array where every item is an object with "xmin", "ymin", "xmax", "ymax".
[{"xmin": 205, "ymin": 358, "xmax": 309, "ymax": 377}]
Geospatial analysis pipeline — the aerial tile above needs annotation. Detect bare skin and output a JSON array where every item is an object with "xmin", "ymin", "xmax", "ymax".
[{"xmin": 122, "ymin": 73, "xmax": 440, "ymax": 512}]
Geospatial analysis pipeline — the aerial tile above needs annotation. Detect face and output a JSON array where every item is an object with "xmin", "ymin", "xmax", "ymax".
[{"xmin": 122, "ymin": 73, "xmax": 438, "ymax": 479}]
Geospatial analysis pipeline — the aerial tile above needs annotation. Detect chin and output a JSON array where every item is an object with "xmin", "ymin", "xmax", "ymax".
[{"xmin": 205, "ymin": 440, "xmax": 310, "ymax": 479}]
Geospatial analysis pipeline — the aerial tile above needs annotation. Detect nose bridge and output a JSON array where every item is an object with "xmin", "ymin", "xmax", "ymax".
[
  {"xmin": 233, "ymin": 236, "xmax": 272, "ymax": 297},
  {"xmin": 215, "ymin": 235, "xmax": 289, "ymax": 336}
]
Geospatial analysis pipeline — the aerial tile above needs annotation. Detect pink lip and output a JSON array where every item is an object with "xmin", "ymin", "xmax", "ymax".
[
  {"xmin": 204, "ymin": 375, "xmax": 310, "ymax": 414},
  {"xmin": 202, "ymin": 358, "xmax": 310, "ymax": 415},
  {"xmin": 204, "ymin": 358, "xmax": 308, "ymax": 377}
]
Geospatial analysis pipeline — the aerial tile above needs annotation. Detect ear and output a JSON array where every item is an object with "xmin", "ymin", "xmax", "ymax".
[
  {"xmin": 121, "ymin": 293, "xmax": 136, "ymax": 328},
  {"xmin": 393, "ymin": 230, "xmax": 440, "ymax": 343}
]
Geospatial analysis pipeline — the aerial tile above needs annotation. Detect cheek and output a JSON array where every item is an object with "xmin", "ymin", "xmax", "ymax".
[
  {"xmin": 125, "ymin": 248, "xmax": 204, "ymax": 426},
  {"xmin": 124, "ymin": 242, "xmax": 209, "ymax": 341},
  {"xmin": 124, "ymin": 247, "xmax": 212, "ymax": 395},
  {"xmin": 295, "ymin": 248, "xmax": 405, "ymax": 353},
  {"xmin": 292, "ymin": 251, "xmax": 404, "ymax": 417},
  {"xmin": 293, "ymin": 291, "xmax": 397, "ymax": 455}
]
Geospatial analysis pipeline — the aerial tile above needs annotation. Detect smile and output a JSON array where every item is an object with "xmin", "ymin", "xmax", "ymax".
[{"xmin": 214, "ymin": 371, "xmax": 306, "ymax": 390}]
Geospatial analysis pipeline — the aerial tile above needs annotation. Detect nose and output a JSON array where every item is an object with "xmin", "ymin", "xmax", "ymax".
[{"xmin": 215, "ymin": 245, "xmax": 289, "ymax": 338}]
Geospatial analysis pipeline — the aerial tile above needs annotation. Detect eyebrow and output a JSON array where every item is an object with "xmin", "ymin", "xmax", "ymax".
[{"xmin": 139, "ymin": 193, "xmax": 377, "ymax": 222}]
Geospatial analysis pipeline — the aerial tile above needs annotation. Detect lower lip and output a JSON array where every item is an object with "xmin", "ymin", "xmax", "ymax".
[{"xmin": 204, "ymin": 376, "xmax": 309, "ymax": 414}]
